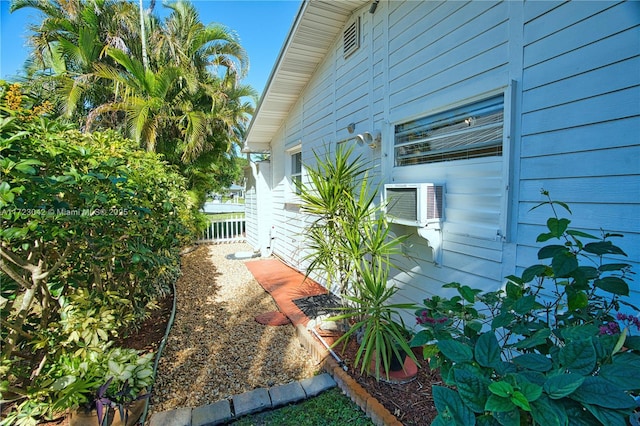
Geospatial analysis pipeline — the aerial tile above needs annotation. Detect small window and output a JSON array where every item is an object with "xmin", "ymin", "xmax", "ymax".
[
  {"xmin": 394, "ymin": 96, "xmax": 504, "ymax": 166},
  {"xmin": 343, "ymin": 17, "xmax": 360, "ymax": 58},
  {"xmin": 291, "ymin": 151, "xmax": 302, "ymax": 195}
]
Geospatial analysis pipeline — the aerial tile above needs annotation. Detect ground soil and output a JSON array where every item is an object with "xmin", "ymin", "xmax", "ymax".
[
  {"xmin": 123, "ymin": 249, "xmax": 441, "ymax": 425},
  {"xmin": 126, "ymin": 296, "xmax": 440, "ymax": 425},
  {"xmin": 42, "ymin": 245, "xmax": 440, "ymax": 425},
  {"xmin": 336, "ymin": 338, "xmax": 441, "ymax": 425}
]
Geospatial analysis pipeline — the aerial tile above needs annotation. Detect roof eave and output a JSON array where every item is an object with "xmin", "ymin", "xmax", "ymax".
[{"xmin": 242, "ymin": 0, "xmax": 368, "ymax": 153}]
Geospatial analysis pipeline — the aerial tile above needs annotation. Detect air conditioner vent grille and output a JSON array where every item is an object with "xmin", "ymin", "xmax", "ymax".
[
  {"xmin": 384, "ymin": 183, "xmax": 444, "ymax": 227},
  {"xmin": 386, "ymin": 188, "xmax": 418, "ymax": 223},
  {"xmin": 426, "ymin": 185, "xmax": 444, "ymax": 220}
]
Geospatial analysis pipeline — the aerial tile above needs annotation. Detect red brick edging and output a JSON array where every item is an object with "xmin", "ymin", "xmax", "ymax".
[{"xmin": 294, "ymin": 324, "xmax": 403, "ymax": 426}]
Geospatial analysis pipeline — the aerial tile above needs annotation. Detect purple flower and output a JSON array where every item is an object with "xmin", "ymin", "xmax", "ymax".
[{"xmin": 599, "ymin": 322, "xmax": 621, "ymax": 335}]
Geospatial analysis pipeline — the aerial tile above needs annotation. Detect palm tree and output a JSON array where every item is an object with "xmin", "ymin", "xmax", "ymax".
[
  {"xmin": 12, "ymin": 0, "xmax": 256, "ymax": 206},
  {"xmin": 90, "ymin": 48, "xmax": 181, "ymax": 151},
  {"xmin": 11, "ymin": 0, "xmax": 143, "ymax": 123},
  {"xmin": 153, "ymin": 0, "xmax": 248, "ymax": 80}
]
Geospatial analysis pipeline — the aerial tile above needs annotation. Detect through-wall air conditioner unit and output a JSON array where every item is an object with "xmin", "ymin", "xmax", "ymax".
[{"xmin": 384, "ymin": 183, "xmax": 444, "ymax": 228}]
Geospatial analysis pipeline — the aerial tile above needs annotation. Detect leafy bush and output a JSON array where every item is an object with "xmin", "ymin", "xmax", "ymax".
[
  {"xmin": 2, "ymin": 348, "xmax": 153, "ymax": 426},
  {"xmin": 0, "ymin": 110, "xmax": 194, "ymax": 422},
  {"xmin": 412, "ymin": 191, "xmax": 639, "ymax": 425}
]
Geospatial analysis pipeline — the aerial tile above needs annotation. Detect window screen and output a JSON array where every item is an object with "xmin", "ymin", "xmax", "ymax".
[
  {"xmin": 394, "ymin": 95, "xmax": 504, "ymax": 166},
  {"xmin": 291, "ymin": 151, "xmax": 302, "ymax": 194}
]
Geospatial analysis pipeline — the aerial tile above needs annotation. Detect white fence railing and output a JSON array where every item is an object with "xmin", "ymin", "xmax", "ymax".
[{"xmin": 199, "ymin": 215, "xmax": 246, "ymax": 244}]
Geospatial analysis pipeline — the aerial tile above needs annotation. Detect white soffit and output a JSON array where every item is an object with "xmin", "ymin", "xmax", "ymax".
[{"xmin": 243, "ymin": 0, "xmax": 368, "ymax": 152}]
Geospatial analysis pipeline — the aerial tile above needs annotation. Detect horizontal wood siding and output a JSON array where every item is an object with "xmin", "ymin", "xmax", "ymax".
[
  {"xmin": 384, "ymin": 1, "xmax": 513, "ymax": 305},
  {"xmin": 255, "ymin": 0, "xmax": 638, "ymax": 312},
  {"xmin": 519, "ymin": 1, "xmax": 640, "ymax": 303},
  {"xmin": 387, "ymin": 1, "xmax": 509, "ymax": 117},
  {"xmin": 244, "ymin": 169, "xmax": 258, "ymax": 249}
]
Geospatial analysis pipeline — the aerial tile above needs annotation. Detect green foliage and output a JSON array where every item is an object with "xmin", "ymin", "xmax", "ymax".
[
  {"xmin": 330, "ymin": 259, "xmax": 418, "ymax": 381},
  {"xmin": 2, "ymin": 348, "xmax": 153, "ymax": 426},
  {"xmin": 297, "ymin": 144, "xmax": 416, "ymax": 380},
  {"xmin": 8, "ymin": 0, "xmax": 256, "ymax": 207},
  {"xmin": 230, "ymin": 387, "xmax": 374, "ymax": 426},
  {"xmin": 414, "ymin": 191, "xmax": 639, "ymax": 425},
  {"xmin": 0, "ymin": 115, "xmax": 193, "ymax": 422}
]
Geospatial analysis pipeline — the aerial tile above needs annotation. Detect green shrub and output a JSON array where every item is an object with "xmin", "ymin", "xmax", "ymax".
[
  {"xmin": 0, "ymin": 113, "xmax": 193, "ymax": 422},
  {"xmin": 411, "ymin": 191, "xmax": 639, "ymax": 425}
]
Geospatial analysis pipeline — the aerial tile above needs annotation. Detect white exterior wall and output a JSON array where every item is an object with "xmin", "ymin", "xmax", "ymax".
[
  {"xmin": 262, "ymin": 0, "xmax": 640, "ymax": 308},
  {"xmin": 517, "ymin": 1, "xmax": 640, "ymax": 303},
  {"xmin": 245, "ymin": 161, "xmax": 273, "ymax": 256}
]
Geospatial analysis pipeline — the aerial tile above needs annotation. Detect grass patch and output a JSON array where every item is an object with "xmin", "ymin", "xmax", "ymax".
[{"xmin": 229, "ymin": 388, "xmax": 374, "ymax": 426}]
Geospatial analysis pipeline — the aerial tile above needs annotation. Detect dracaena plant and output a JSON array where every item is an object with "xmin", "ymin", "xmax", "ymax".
[
  {"xmin": 412, "ymin": 191, "xmax": 640, "ymax": 426},
  {"xmin": 297, "ymin": 143, "xmax": 417, "ymax": 380}
]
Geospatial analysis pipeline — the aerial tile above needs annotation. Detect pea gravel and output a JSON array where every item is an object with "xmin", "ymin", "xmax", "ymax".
[{"xmin": 147, "ymin": 243, "xmax": 319, "ymax": 415}]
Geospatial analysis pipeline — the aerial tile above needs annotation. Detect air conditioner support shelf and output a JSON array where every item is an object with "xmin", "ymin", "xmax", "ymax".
[{"xmin": 417, "ymin": 227, "xmax": 442, "ymax": 266}]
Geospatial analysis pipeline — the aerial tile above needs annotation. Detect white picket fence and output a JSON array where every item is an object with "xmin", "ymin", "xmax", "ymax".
[{"xmin": 199, "ymin": 215, "xmax": 246, "ymax": 244}]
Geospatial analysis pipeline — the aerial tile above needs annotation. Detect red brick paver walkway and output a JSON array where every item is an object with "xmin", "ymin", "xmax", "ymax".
[{"xmin": 244, "ymin": 258, "xmax": 328, "ymax": 327}]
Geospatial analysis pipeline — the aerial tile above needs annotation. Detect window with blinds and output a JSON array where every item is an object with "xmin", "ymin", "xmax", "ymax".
[{"xmin": 394, "ymin": 95, "xmax": 504, "ymax": 166}]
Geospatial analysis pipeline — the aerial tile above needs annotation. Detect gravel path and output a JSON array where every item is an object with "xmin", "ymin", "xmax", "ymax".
[{"xmin": 148, "ymin": 244, "xmax": 319, "ymax": 415}]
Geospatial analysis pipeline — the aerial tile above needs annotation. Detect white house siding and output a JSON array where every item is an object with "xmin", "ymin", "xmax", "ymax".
[
  {"xmin": 245, "ymin": 168, "xmax": 258, "ymax": 249},
  {"xmin": 245, "ymin": 161, "xmax": 272, "ymax": 255},
  {"xmin": 518, "ymin": 1, "xmax": 640, "ymax": 305},
  {"xmin": 259, "ymin": 0, "xmax": 639, "ymax": 311},
  {"xmin": 380, "ymin": 0, "xmax": 519, "ymax": 307}
]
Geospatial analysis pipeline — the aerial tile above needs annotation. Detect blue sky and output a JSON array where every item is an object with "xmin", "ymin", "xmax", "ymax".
[{"xmin": 0, "ymin": 0, "xmax": 301, "ymax": 96}]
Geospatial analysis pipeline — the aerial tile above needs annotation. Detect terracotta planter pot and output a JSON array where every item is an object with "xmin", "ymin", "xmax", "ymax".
[
  {"xmin": 68, "ymin": 399, "xmax": 145, "ymax": 426},
  {"xmin": 369, "ymin": 351, "xmax": 419, "ymax": 384}
]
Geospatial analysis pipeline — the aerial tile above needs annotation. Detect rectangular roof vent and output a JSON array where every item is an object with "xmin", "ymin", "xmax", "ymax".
[{"xmin": 343, "ymin": 17, "xmax": 360, "ymax": 58}]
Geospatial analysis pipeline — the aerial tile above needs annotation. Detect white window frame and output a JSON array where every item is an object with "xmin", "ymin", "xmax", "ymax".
[
  {"xmin": 387, "ymin": 82, "xmax": 517, "ymax": 241},
  {"xmin": 286, "ymin": 144, "xmax": 303, "ymax": 203}
]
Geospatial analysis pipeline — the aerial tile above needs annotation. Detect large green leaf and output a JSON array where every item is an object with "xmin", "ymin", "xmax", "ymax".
[
  {"xmin": 512, "ymin": 295, "xmax": 536, "ymax": 315},
  {"xmin": 558, "ymin": 339, "xmax": 596, "ymax": 375},
  {"xmin": 538, "ymin": 244, "xmax": 566, "ymax": 260},
  {"xmin": 432, "ymin": 385, "xmax": 476, "ymax": 426},
  {"xmin": 457, "ymin": 285, "xmax": 482, "ymax": 303},
  {"xmin": 453, "ymin": 367, "xmax": 490, "ymax": 413},
  {"xmin": 530, "ymin": 394, "xmax": 567, "ymax": 426},
  {"xmin": 518, "ymin": 378, "xmax": 543, "ymax": 403},
  {"xmin": 437, "ymin": 339, "xmax": 474, "ymax": 363},
  {"xmin": 493, "ymin": 408, "xmax": 520, "ymax": 426},
  {"xmin": 546, "ymin": 217, "xmax": 570, "ymax": 238},
  {"xmin": 543, "ymin": 373, "xmax": 584, "ymax": 399},
  {"xmin": 552, "ymin": 251, "xmax": 578, "ymax": 277},
  {"xmin": 521, "ymin": 264, "xmax": 550, "ymax": 283},
  {"xmin": 582, "ymin": 403, "xmax": 630, "ymax": 426},
  {"xmin": 475, "ymin": 332, "xmax": 502, "ymax": 368},
  {"xmin": 567, "ymin": 291, "xmax": 588, "ymax": 311},
  {"xmin": 489, "ymin": 381, "xmax": 514, "ymax": 398},
  {"xmin": 560, "ymin": 325, "xmax": 599, "ymax": 341},
  {"xmin": 598, "ymin": 362, "xmax": 640, "ymax": 391},
  {"xmin": 583, "ymin": 241, "xmax": 627, "ymax": 256},
  {"xmin": 485, "ymin": 394, "xmax": 514, "ymax": 412},
  {"xmin": 598, "ymin": 263, "xmax": 630, "ymax": 272},
  {"xmin": 515, "ymin": 328, "xmax": 551, "ymax": 349},
  {"xmin": 510, "ymin": 390, "xmax": 531, "ymax": 411},
  {"xmin": 594, "ymin": 276, "xmax": 629, "ymax": 296},
  {"xmin": 492, "ymin": 312, "xmax": 515, "ymax": 330},
  {"xmin": 571, "ymin": 376, "xmax": 637, "ymax": 409}
]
